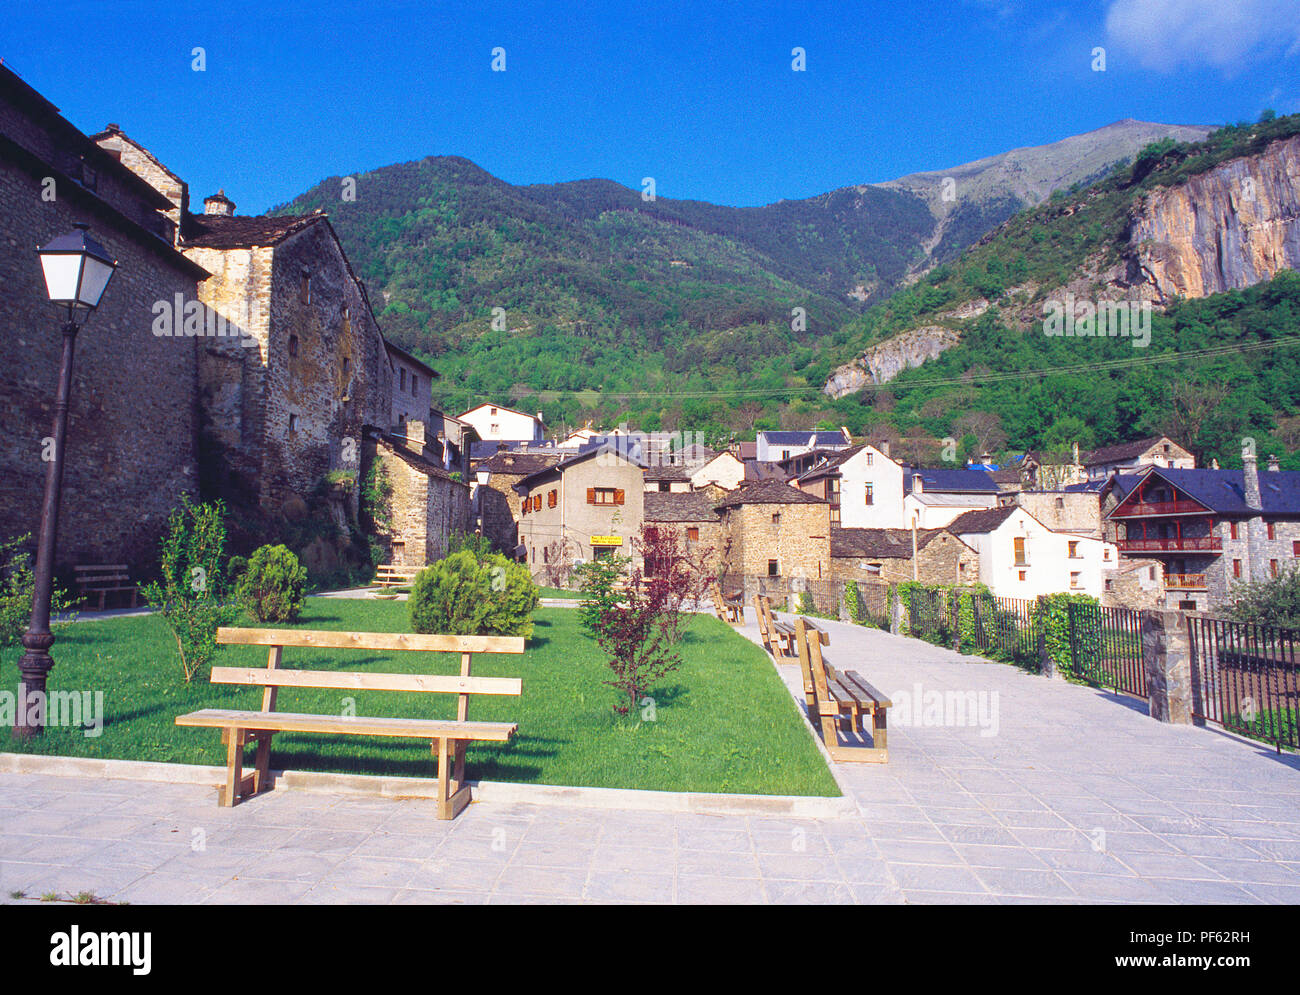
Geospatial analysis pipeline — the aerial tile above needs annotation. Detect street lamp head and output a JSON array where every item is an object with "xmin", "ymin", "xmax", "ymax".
[{"xmin": 37, "ymin": 223, "xmax": 118, "ymax": 317}]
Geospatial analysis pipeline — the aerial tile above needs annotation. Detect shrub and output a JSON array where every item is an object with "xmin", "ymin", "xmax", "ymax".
[
  {"xmin": 844, "ymin": 580, "xmax": 864, "ymax": 624},
  {"xmin": 574, "ymin": 555, "xmax": 629, "ymax": 639},
  {"xmin": 140, "ymin": 496, "xmax": 237, "ymax": 681},
  {"xmin": 409, "ymin": 550, "xmax": 538, "ymax": 638},
  {"xmin": 0, "ymin": 535, "xmax": 74, "ymax": 649},
  {"xmin": 236, "ymin": 544, "xmax": 307, "ymax": 622}
]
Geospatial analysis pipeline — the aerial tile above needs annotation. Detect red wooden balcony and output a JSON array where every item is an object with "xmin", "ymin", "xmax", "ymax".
[
  {"xmin": 1165, "ymin": 572, "xmax": 1208, "ymax": 590},
  {"xmin": 1116, "ymin": 537, "xmax": 1222, "ymax": 553},
  {"xmin": 1111, "ymin": 499, "xmax": 1209, "ymax": 518}
]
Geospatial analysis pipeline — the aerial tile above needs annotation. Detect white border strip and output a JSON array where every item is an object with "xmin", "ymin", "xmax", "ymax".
[{"xmin": 0, "ymin": 753, "xmax": 853, "ymax": 819}]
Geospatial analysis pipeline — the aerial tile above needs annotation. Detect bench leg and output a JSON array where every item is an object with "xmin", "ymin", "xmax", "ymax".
[
  {"xmin": 251, "ymin": 731, "xmax": 275, "ymax": 795},
  {"xmin": 434, "ymin": 738, "xmax": 471, "ymax": 820},
  {"xmin": 221, "ymin": 729, "xmax": 246, "ymax": 807}
]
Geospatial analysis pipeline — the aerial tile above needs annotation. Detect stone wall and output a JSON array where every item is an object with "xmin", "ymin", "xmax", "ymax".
[
  {"xmin": 369, "ymin": 434, "xmax": 471, "ymax": 566},
  {"xmin": 720, "ymin": 502, "xmax": 831, "ymax": 582},
  {"xmin": 0, "ymin": 148, "xmax": 201, "ymax": 574},
  {"xmin": 830, "ymin": 533, "xmax": 979, "ymax": 587}
]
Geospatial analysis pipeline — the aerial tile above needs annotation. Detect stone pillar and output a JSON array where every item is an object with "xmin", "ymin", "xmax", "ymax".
[
  {"xmin": 1143, "ymin": 609, "xmax": 1193, "ymax": 724},
  {"xmin": 890, "ymin": 592, "xmax": 906, "ymax": 635}
]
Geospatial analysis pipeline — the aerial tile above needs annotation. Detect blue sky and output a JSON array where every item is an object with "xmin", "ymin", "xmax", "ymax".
[{"xmin": 5, "ymin": 0, "xmax": 1298, "ymax": 213}]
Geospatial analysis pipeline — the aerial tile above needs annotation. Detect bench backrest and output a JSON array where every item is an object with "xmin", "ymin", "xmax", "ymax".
[
  {"xmin": 213, "ymin": 627, "xmax": 524, "ymax": 719},
  {"xmin": 74, "ymin": 564, "xmax": 130, "ymax": 586},
  {"xmin": 794, "ymin": 617, "xmax": 834, "ymax": 713},
  {"xmin": 709, "ymin": 580, "xmax": 726, "ymax": 617},
  {"xmin": 752, "ymin": 594, "xmax": 772, "ymax": 638}
]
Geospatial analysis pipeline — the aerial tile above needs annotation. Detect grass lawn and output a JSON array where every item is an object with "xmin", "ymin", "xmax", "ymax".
[
  {"xmin": 0, "ymin": 599, "xmax": 839, "ymax": 797},
  {"xmin": 535, "ymin": 586, "xmax": 581, "ymax": 599}
]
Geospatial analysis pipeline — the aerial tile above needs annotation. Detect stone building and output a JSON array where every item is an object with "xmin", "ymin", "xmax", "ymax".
[
  {"xmin": 1101, "ymin": 457, "xmax": 1300, "ymax": 612},
  {"xmin": 363, "ymin": 425, "xmax": 470, "ymax": 567},
  {"xmin": 830, "ymin": 527, "xmax": 979, "ymax": 587},
  {"xmin": 644, "ymin": 491, "xmax": 724, "ymax": 576},
  {"xmin": 1006, "ymin": 490, "xmax": 1103, "ymax": 537},
  {"xmin": 0, "ymin": 66, "xmax": 209, "ymax": 571},
  {"xmin": 715, "ymin": 480, "xmax": 831, "ymax": 600},
  {"xmin": 513, "ymin": 446, "xmax": 647, "ymax": 579},
  {"xmin": 472, "ymin": 449, "xmax": 564, "ymax": 552}
]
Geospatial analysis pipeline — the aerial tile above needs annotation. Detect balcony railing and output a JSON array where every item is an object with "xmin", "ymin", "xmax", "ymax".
[
  {"xmin": 1165, "ymin": 572, "xmax": 1208, "ymax": 589},
  {"xmin": 1116, "ymin": 537, "xmax": 1222, "ymax": 553},
  {"xmin": 1112, "ymin": 499, "xmax": 1209, "ymax": 518}
]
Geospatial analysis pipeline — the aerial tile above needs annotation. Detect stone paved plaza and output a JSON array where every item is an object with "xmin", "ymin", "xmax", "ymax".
[{"xmin": 3, "ymin": 614, "xmax": 1299, "ymax": 904}]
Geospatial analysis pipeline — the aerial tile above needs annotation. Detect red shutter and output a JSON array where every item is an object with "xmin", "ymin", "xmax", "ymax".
[
  {"xmin": 548, "ymin": 490, "xmax": 557, "ymax": 508},
  {"xmin": 533, "ymin": 495, "xmax": 541, "ymax": 511},
  {"xmin": 614, "ymin": 489, "xmax": 625, "ymax": 506},
  {"xmin": 587, "ymin": 487, "xmax": 596, "ymax": 505}
]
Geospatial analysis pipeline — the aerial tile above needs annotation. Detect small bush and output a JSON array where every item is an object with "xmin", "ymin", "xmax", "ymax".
[
  {"xmin": 236, "ymin": 544, "xmax": 307, "ymax": 623},
  {"xmin": 409, "ymin": 550, "xmax": 538, "ymax": 638}
]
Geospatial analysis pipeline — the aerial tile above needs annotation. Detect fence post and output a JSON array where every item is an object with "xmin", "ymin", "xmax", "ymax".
[
  {"xmin": 890, "ymin": 589, "xmax": 906, "ymax": 635},
  {"xmin": 1036, "ymin": 595, "xmax": 1056, "ymax": 678},
  {"xmin": 1142, "ymin": 609, "xmax": 1193, "ymax": 724}
]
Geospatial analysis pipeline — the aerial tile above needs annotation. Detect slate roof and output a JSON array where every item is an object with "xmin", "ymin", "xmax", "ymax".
[
  {"xmin": 183, "ymin": 212, "xmax": 325, "ymax": 249},
  {"xmin": 903, "ymin": 468, "xmax": 1000, "ymax": 494},
  {"xmin": 946, "ymin": 505, "xmax": 1020, "ymax": 534},
  {"xmin": 744, "ymin": 461, "xmax": 789, "ymax": 483},
  {"xmin": 644, "ymin": 464, "xmax": 691, "ymax": 481},
  {"xmin": 469, "ymin": 440, "xmax": 564, "ymax": 460},
  {"xmin": 715, "ymin": 480, "xmax": 828, "ymax": 509},
  {"xmin": 831, "ymin": 527, "xmax": 947, "ymax": 558},
  {"xmin": 1081, "ymin": 435, "xmax": 1189, "ymax": 466},
  {"xmin": 1107, "ymin": 468, "xmax": 1300, "ymax": 516},
  {"xmin": 760, "ymin": 430, "xmax": 849, "ymax": 447},
  {"xmin": 474, "ymin": 451, "xmax": 563, "ymax": 476},
  {"xmin": 513, "ymin": 444, "xmax": 648, "ymax": 488},
  {"xmin": 644, "ymin": 491, "xmax": 721, "ymax": 523},
  {"xmin": 796, "ymin": 444, "xmax": 868, "ymax": 482}
]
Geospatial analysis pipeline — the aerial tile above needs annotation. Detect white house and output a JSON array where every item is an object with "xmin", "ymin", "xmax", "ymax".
[
  {"xmin": 948, "ymin": 505, "xmax": 1118, "ymax": 599},
  {"xmin": 690, "ymin": 451, "xmax": 746, "ymax": 491},
  {"xmin": 903, "ymin": 468, "xmax": 1001, "ymax": 529},
  {"xmin": 795, "ymin": 444, "xmax": 904, "ymax": 528},
  {"xmin": 459, "ymin": 403, "xmax": 544, "ymax": 443},
  {"xmin": 755, "ymin": 429, "xmax": 851, "ymax": 463}
]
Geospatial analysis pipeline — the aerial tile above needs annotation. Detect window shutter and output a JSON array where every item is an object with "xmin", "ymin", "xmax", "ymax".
[
  {"xmin": 548, "ymin": 490, "xmax": 557, "ymax": 508},
  {"xmin": 587, "ymin": 487, "xmax": 596, "ymax": 505},
  {"xmin": 614, "ymin": 489, "xmax": 625, "ymax": 505},
  {"xmin": 533, "ymin": 495, "xmax": 541, "ymax": 511}
]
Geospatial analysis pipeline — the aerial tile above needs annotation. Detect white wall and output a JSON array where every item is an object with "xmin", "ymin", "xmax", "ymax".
[
  {"xmin": 692, "ymin": 452, "xmax": 745, "ymax": 491},
  {"xmin": 958, "ymin": 508, "xmax": 1117, "ymax": 598},
  {"xmin": 461, "ymin": 404, "xmax": 542, "ymax": 442},
  {"xmin": 838, "ymin": 446, "xmax": 905, "ymax": 529},
  {"xmin": 905, "ymin": 492, "xmax": 999, "ymax": 529}
]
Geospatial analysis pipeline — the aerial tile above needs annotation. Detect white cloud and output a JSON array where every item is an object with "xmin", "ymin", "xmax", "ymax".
[{"xmin": 1105, "ymin": 0, "xmax": 1300, "ymax": 72}]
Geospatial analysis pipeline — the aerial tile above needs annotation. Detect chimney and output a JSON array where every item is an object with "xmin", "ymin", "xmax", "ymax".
[
  {"xmin": 1243, "ymin": 446, "xmax": 1262, "ymax": 510},
  {"xmin": 1268, "ymin": 454, "xmax": 1281, "ymax": 473},
  {"xmin": 1211, "ymin": 458, "xmax": 1219, "ymax": 470},
  {"xmin": 1071, "ymin": 442, "xmax": 1079, "ymax": 464},
  {"xmin": 105, "ymin": 122, "xmax": 121, "ymax": 133},
  {"xmin": 403, "ymin": 420, "xmax": 426, "ymax": 455},
  {"xmin": 911, "ymin": 473, "xmax": 923, "ymax": 496},
  {"xmin": 880, "ymin": 439, "xmax": 891, "ymax": 459},
  {"xmin": 203, "ymin": 189, "xmax": 235, "ymax": 216},
  {"xmin": 840, "ymin": 426, "xmax": 852, "ymax": 443}
]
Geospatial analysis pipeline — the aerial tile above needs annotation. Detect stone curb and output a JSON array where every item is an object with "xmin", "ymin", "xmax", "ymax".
[{"xmin": 0, "ymin": 752, "xmax": 853, "ymax": 820}]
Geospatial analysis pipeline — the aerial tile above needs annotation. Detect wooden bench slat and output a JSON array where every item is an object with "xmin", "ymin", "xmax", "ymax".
[
  {"xmin": 209, "ymin": 667, "xmax": 522, "ymax": 696},
  {"xmin": 215, "ymin": 627, "xmax": 524, "ymax": 654},
  {"xmin": 74, "ymin": 564, "xmax": 129, "ymax": 572},
  {"xmin": 841, "ymin": 671, "xmax": 892, "ymax": 709},
  {"xmin": 175, "ymin": 708, "xmax": 518, "ymax": 741}
]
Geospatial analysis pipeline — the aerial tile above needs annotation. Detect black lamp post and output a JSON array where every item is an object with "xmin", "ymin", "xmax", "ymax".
[{"xmin": 14, "ymin": 224, "xmax": 117, "ymax": 739}]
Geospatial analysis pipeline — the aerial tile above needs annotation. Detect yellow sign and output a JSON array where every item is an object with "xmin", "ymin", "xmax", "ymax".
[{"xmin": 590, "ymin": 535, "xmax": 623, "ymax": 546}]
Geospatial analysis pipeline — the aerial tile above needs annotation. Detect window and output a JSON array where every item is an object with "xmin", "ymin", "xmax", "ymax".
[
  {"xmin": 588, "ymin": 487, "xmax": 622, "ymax": 505},
  {"xmin": 547, "ymin": 489, "xmax": 557, "ymax": 508},
  {"xmin": 1103, "ymin": 547, "xmax": 1111, "ymax": 561},
  {"xmin": 1271, "ymin": 560, "xmax": 1280, "ymax": 578},
  {"xmin": 490, "ymin": 423, "xmax": 499, "ymax": 434},
  {"xmin": 1018, "ymin": 570, "xmax": 1027, "ymax": 581},
  {"xmin": 1070, "ymin": 572, "xmax": 1081, "ymax": 589},
  {"xmin": 1149, "ymin": 567, "xmax": 1156, "ymax": 580},
  {"xmin": 299, "ymin": 273, "xmax": 310, "ymax": 303},
  {"xmin": 1055, "ymin": 497, "xmax": 1064, "ymax": 509},
  {"xmin": 399, "ymin": 368, "xmax": 407, "ymax": 391},
  {"xmin": 831, "ymin": 478, "xmax": 840, "ymax": 493},
  {"xmin": 686, "ymin": 527, "xmax": 699, "ymax": 542},
  {"xmin": 1068, "ymin": 541, "xmax": 1079, "ymax": 558},
  {"xmin": 1267, "ymin": 522, "xmax": 1276, "ymax": 540},
  {"xmin": 288, "ymin": 413, "xmax": 299, "ymax": 433},
  {"xmin": 1230, "ymin": 521, "xmax": 1238, "ymax": 540},
  {"xmin": 768, "ymin": 560, "xmax": 778, "ymax": 577},
  {"xmin": 1104, "ymin": 579, "xmax": 1113, "ymax": 591},
  {"xmin": 411, "ymin": 375, "xmax": 419, "ymax": 395},
  {"xmin": 1293, "ymin": 540, "xmax": 1300, "ymax": 557},
  {"xmin": 782, "ymin": 450, "xmax": 790, "ymax": 460},
  {"xmin": 532, "ymin": 495, "xmax": 541, "ymax": 512},
  {"xmin": 1233, "ymin": 559, "xmax": 1242, "ymax": 578},
  {"xmin": 288, "ymin": 334, "xmax": 299, "ymax": 358},
  {"xmin": 490, "ymin": 407, "xmax": 498, "ymax": 415},
  {"xmin": 866, "ymin": 452, "xmax": 873, "ymax": 466},
  {"xmin": 342, "ymin": 356, "xmax": 350, "ymax": 376},
  {"xmin": 1179, "ymin": 600, "xmax": 1196, "ymax": 610},
  {"xmin": 865, "ymin": 484, "xmax": 873, "ymax": 506},
  {"xmin": 1013, "ymin": 537, "xmax": 1027, "ymax": 566},
  {"xmin": 830, "ymin": 508, "xmax": 840, "ymax": 524},
  {"xmin": 543, "ymin": 546, "xmax": 549, "ymax": 563}
]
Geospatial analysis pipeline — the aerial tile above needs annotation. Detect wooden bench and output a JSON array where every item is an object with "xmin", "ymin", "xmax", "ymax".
[
  {"xmin": 753, "ymin": 593, "xmax": 797, "ymax": 661},
  {"xmin": 73, "ymin": 564, "xmax": 137, "ymax": 611},
  {"xmin": 373, "ymin": 563, "xmax": 421, "ymax": 588},
  {"xmin": 709, "ymin": 580, "xmax": 744, "ymax": 625},
  {"xmin": 794, "ymin": 617, "xmax": 890, "ymax": 763},
  {"xmin": 175, "ymin": 627, "xmax": 524, "ymax": 819}
]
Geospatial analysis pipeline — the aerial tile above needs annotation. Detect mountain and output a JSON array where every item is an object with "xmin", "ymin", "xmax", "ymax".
[
  {"xmin": 816, "ymin": 113, "xmax": 1300, "ymax": 470},
  {"xmin": 273, "ymin": 119, "xmax": 1204, "ymax": 433},
  {"xmin": 871, "ymin": 118, "xmax": 1212, "ymax": 281}
]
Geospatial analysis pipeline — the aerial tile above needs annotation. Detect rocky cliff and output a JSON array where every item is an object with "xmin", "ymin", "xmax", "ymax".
[
  {"xmin": 1128, "ymin": 134, "xmax": 1300, "ymax": 301},
  {"xmin": 823, "ymin": 324, "xmax": 964, "ymax": 397}
]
